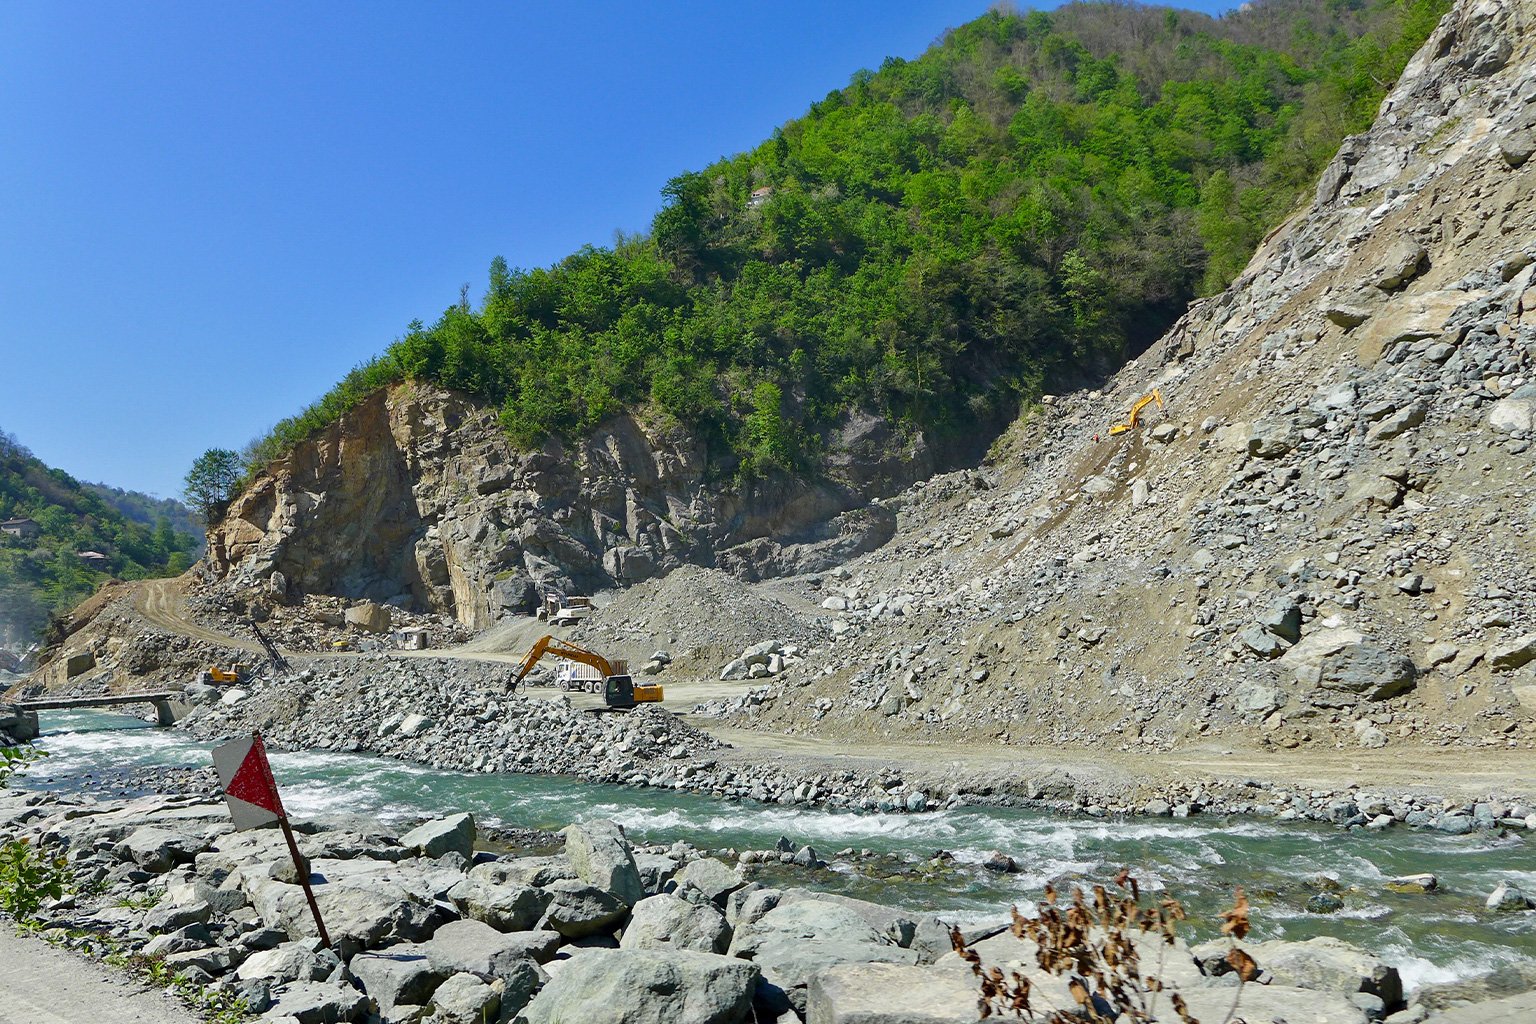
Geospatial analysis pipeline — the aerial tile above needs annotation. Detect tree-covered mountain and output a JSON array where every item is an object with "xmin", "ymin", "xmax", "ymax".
[
  {"xmin": 0, "ymin": 431, "xmax": 200, "ymax": 648},
  {"xmin": 83, "ymin": 482, "xmax": 204, "ymax": 553},
  {"xmin": 246, "ymin": 0, "xmax": 1449, "ymax": 480}
]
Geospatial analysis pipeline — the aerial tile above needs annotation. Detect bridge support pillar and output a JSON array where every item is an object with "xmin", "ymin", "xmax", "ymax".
[{"xmin": 151, "ymin": 699, "xmax": 176, "ymax": 727}]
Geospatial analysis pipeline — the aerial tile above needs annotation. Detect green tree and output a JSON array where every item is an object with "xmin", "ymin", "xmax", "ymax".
[{"xmin": 183, "ymin": 448, "xmax": 242, "ymax": 524}]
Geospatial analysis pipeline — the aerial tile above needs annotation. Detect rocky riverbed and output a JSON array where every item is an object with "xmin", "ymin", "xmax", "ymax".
[
  {"xmin": 167, "ymin": 655, "xmax": 1536, "ymax": 839},
  {"xmin": 4, "ymin": 782, "xmax": 1535, "ymax": 1024}
]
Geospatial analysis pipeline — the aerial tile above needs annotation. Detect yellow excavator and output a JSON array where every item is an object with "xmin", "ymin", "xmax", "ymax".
[
  {"xmin": 512, "ymin": 635, "xmax": 663, "ymax": 711},
  {"xmin": 1108, "ymin": 388, "xmax": 1165, "ymax": 436}
]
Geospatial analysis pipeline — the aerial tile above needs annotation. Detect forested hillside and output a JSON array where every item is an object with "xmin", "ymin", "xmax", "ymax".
[
  {"xmin": 0, "ymin": 431, "xmax": 199, "ymax": 649},
  {"xmin": 83, "ymin": 482, "xmax": 204, "ymax": 552},
  {"xmin": 248, "ymin": 0, "xmax": 1449, "ymax": 479}
]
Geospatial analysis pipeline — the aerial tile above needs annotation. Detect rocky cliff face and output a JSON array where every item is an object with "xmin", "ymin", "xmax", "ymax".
[
  {"xmin": 208, "ymin": 387, "xmax": 958, "ymax": 627},
  {"xmin": 719, "ymin": 0, "xmax": 1536, "ymax": 750}
]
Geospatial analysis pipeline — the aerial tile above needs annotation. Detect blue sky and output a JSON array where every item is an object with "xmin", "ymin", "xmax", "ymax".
[{"xmin": 1, "ymin": 1, "xmax": 1238, "ymax": 501}]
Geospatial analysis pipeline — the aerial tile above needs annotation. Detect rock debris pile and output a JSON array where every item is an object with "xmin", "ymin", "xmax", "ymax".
[{"xmin": 718, "ymin": 0, "xmax": 1536, "ymax": 761}]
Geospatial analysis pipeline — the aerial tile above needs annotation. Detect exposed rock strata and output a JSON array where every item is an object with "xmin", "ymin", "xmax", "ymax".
[{"xmin": 209, "ymin": 393, "xmax": 958, "ymax": 628}]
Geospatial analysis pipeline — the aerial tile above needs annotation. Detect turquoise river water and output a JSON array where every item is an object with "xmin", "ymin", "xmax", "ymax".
[{"xmin": 18, "ymin": 710, "xmax": 1536, "ymax": 989}]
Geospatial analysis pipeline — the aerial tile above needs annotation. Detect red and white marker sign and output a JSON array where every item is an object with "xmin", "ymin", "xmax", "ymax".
[
  {"xmin": 210, "ymin": 731, "xmax": 332, "ymax": 947},
  {"xmin": 212, "ymin": 733, "xmax": 283, "ymax": 831}
]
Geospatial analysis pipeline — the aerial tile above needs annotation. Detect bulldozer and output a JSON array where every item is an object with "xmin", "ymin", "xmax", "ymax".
[
  {"xmin": 511, "ymin": 635, "xmax": 662, "ymax": 712},
  {"xmin": 202, "ymin": 666, "xmax": 245, "ymax": 685},
  {"xmin": 534, "ymin": 589, "xmax": 593, "ymax": 626}
]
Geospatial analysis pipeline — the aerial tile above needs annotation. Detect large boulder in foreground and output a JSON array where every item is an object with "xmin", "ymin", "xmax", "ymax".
[
  {"xmin": 562, "ymin": 819, "xmax": 644, "ymax": 907},
  {"xmin": 730, "ymin": 900, "xmax": 918, "ymax": 1014},
  {"xmin": 423, "ymin": 919, "xmax": 542, "ymax": 985},
  {"xmin": 621, "ymin": 894, "xmax": 731, "ymax": 954},
  {"xmin": 514, "ymin": 948, "xmax": 759, "ymax": 1024}
]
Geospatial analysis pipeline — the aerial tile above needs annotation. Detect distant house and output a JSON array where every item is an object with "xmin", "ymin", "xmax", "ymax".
[
  {"xmin": 747, "ymin": 186, "xmax": 774, "ymax": 209},
  {"xmin": 76, "ymin": 550, "xmax": 109, "ymax": 569},
  {"xmin": 0, "ymin": 517, "xmax": 40, "ymax": 541}
]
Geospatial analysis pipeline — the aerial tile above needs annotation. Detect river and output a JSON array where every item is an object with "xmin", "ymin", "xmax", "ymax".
[{"xmin": 18, "ymin": 710, "xmax": 1536, "ymax": 989}]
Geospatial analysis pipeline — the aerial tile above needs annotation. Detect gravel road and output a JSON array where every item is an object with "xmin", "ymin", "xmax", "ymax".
[{"xmin": 0, "ymin": 928, "xmax": 198, "ymax": 1024}]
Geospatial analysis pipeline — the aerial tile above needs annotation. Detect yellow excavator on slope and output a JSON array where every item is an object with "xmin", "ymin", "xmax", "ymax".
[
  {"xmin": 1108, "ymin": 389, "xmax": 1165, "ymax": 436},
  {"xmin": 512, "ymin": 635, "xmax": 663, "ymax": 711}
]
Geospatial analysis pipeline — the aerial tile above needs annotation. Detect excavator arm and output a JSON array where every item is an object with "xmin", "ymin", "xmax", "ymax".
[
  {"xmin": 512, "ymin": 635, "xmax": 616, "ymax": 689},
  {"xmin": 1108, "ymin": 389, "xmax": 1165, "ymax": 435}
]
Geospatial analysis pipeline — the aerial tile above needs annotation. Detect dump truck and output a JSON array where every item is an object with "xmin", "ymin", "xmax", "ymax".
[{"xmin": 511, "ymin": 635, "xmax": 662, "ymax": 711}]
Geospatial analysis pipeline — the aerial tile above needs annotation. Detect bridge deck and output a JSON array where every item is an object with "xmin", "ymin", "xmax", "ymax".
[{"xmin": 17, "ymin": 692, "xmax": 177, "ymax": 711}]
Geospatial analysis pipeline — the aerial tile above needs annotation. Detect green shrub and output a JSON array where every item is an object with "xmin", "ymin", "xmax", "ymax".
[{"xmin": 0, "ymin": 837, "xmax": 69, "ymax": 923}]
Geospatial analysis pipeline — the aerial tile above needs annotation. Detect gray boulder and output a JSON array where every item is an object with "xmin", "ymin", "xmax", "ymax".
[
  {"xmin": 429, "ymin": 972, "xmax": 501, "ymax": 1024},
  {"xmin": 1238, "ymin": 624, "xmax": 1287, "ymax": 659},
  {"xmin": 1234, "ymin": 682, "xmax": 1283, "ymax": 716},
  {"xmin": 669, "ymin": 857, "xmax": 747, "ymax": 908},
  {"xmin": 562, "ymin": 819, "xmax": 643, "ymax": 907},
  {"xmin": 144, "ymin": 898, "xmax": 213, "ymax": 933},
  {"xmin": 807, "ymin": 962, "xmax": 983, "ymax": 1024},
  {"xmin": 243, "ymin": 876, "xmax": 435, "ymax": 959},
  {"xmin": 116, "ymin": 826, "xmax": 207, "ymax": 872},
  {"xmin": 1258, "ymin": 598, "xmax": 1303, "ymax": 643},
  {"xmin": 633, "ymin": 852, "xmax": 681, "ymax": 895},
  {"xmin": 400, "ymin": 813, "xmax": 475, "ymax": 861},
  {"xmin": 730, "ymin": 901, "xmax": 918, "ymax": 1014},
  {"xmin": 263, "ymin": 979, "xmax": 368, "ymax": 1024},
  {"xmin": 621, "ymin": 894, "xmax": 731, "ymax": 954},
  {"xmin": 1178, "ymin": 981, "xmax": 1370, "ymax": 1024},
  {"xmin": 1247, "ymin": 418, "xmax": 1298, "ymax": 457},
  {"xmin": 728, "ymin": 887, "xmax": 782, "ymax": 929},
  {"xmin": 448, "ymin": 869, "xmax": 551, "ymax": 932},
  {"xmin": 1373, "ymin": 238, "xmax": 1427, "ymax": 291},
  {"xmin": 1488, "ymin": 635, "xmax": 1536, "ymax": 672},
  {"xmin": 541, "ymin": 879, "xmax": 628, "ymax": 938},
  {"xmin": 1367, "ymin": 402, "xmax": 1427, "ymax": 442},
  {"xmin": 1489, "ymin": 394, "xmax": 1536, "ymax": 434},
  {"xmin": 777, "ymin": 890, "xmax": 918, "ymax": 948},
  {"xmin": 1309, "ymin": 641, "xmax": 1417, "ymax": 702},
  {"xmin": 423, "ymin": 919, "xmax": 543, "ymax": 984},
  {"xmin": 1211, "ymin": 936, "xmax": 1403, "ymax": 1011},
  {"xmin": 1323, "ymin": 643, "xmax": 1417, "ymax": 700},
  {"xmin": 235, "ymin": 940, "xmax": 340, "ymax": 983},
  {"xmin": 1486, "ymin": 880, "xmax": 1535, "ymax": 912},
  {"xmin": 514, "ymin": 949, "xmax": 759, "ymax": 1024},
  {"xmin": 348, "ymin": 945, "xmax": 443, "ymax": 1012}
]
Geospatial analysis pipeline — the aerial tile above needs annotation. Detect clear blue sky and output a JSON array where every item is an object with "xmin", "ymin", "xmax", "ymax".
[{"xmin": 1, "ymin": 0, "xmax": 1238, "ymax": 501}]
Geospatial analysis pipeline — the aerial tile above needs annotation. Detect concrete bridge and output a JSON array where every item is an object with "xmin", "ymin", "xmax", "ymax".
[{"xmin": 2, "ymin": 692, "xmax": 181, "ymax": 739}]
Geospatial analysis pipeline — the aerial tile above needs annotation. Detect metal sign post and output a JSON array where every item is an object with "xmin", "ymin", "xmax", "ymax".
[{"xmin": 212, "ymin": 732, "xmax": 330, "ymax": 947}]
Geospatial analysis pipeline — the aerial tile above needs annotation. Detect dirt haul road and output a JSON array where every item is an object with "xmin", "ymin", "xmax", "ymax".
[{"xmin": 126, "ymin": 578, "xmax": 1535, "ymax": 804}]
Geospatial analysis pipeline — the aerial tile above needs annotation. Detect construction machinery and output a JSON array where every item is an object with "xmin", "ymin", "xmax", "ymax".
[
  {"xmin": 1108, "ymin": 389, "xmax": 1165, "ymax": 436},
  {"xmin": 250, "ymin": 621, "xmax": 292, "ymax": 673},
  {"xmin": 511, "ymin": 635, "xmax": 662, "ymax": 711},
  {"xmin": 202, "ymin": 667, "xmax": 245, "ymax": 685},
  {"xmin": 535, "ymin": 589, "xmax": 593, "ymax": 626}
]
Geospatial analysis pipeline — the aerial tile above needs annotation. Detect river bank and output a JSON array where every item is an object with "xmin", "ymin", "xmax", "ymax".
[
  {"xmin": 4, "ymin": 763, "xmax": 1536, "ymax": 1024},
  {"xmin": 173, "ymin": 655, "xmax": 1536, "ymax": 838},
  {"xmin": 11, "ymin": 711, "xmax": 1536, "ymax": 993}
]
